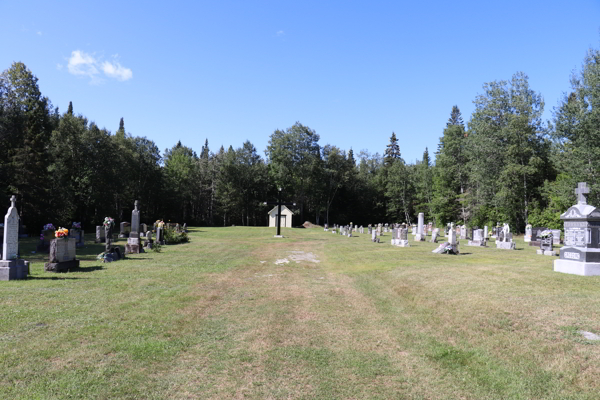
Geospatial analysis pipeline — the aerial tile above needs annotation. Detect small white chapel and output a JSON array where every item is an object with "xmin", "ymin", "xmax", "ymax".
[{"xmin": 268, "ymin": 205, "xmax": 293, "ymax": 228}]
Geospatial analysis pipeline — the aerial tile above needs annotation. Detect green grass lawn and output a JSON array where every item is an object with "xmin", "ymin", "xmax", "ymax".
[{"xmin": 1, "ymin": 227, "xmax": 599, "ymax": 399}]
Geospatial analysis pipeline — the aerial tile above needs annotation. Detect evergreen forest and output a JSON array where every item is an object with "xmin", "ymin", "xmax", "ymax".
[{"xmin": 1, "ymin": 45, "xmax": 599, "ymax": 233}]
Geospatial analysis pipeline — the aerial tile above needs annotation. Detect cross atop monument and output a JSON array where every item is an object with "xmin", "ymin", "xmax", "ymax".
[
  {"xmin": 10, "ymin": 195, "xmax": 16, "ymax": 208},
  {"xmin": 575, "ymin": 182, "xmax": 590, "ymax": 205},
  {"xmin": 134, "ymin": 200, "xmax": 139, "ymax": 211}
]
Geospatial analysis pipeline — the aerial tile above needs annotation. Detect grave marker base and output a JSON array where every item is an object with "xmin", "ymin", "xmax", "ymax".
[
  {"xmin": 537, "ymin": 249, "xmax": 557, "ymax": 256},
  {"xmin": 44, "ymin": 259, "xmax": 80, "ymax": 273},
  {"xmin": 0, "ymin": 259, "xmax": 29, "ymax": 280},
  {"xmin": 496, "ymin": 242, "xmax": 516, "ymax": 250},
  {"xmin": 554, "ymin": 259, "xmax": 600, "ymax": 276}
]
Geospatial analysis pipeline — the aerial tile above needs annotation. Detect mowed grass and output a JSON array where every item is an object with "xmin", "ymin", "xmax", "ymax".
[{"xmin": 1, "ymin": 227, "xmax": 600, "ymax": 399}]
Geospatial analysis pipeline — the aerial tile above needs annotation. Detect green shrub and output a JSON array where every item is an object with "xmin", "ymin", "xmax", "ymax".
[{"xmin": 164, "ymin": 228, "xmax": 189, "ymax": 245}]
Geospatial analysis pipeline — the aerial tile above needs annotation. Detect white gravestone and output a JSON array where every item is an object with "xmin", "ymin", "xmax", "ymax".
[
  {"xmin": 415, "ymin": 213, "xmax": 425, "ymax": 241},
  {"xmin": 2, "ymin": 198, "xmax": 19, "ymax": 261},
  {"xmin": 1, "ymin": 195, "xmax": 28, "ymax": 280}
]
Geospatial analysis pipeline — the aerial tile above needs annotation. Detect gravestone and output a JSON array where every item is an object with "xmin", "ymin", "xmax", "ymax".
[
  {"xmin": 360, "ymin": 225, "xmax": 364, "ymax": 234},
  {"xmin": 551, "ymin": 229, "xmax": 561, "ymax": 244},
  {"xmin": 36, "ymin": 227, "xmax": 55, "ymax": 252},
  {"xmin": 182, "ymin": 223, "xmax": 188, "ymax": 232},
  {"xmin": 144, "ymin": 230, "xmax": 154, "ymax": 250},
  {"xmin": 45, "ymin": 237, "xmax": 79, "ymax": 272},
  {"xmin": 496, "ymin": 223, "xmax": 516, "ymax": 250},
  {"xmin": 69, "ymin": 227, "xmax": 85, "ymax": 248},
  {"xmin": 524, "ymin": 224, "xmax": 533, "ymax": 242},
  {"xmin": 468, "ymin": 229, "xmax": 486, "ymax": 247},
  {"xmin": 125, "ymin": 200, "xmax": 143, "ymax": 254},
  {"xmin": 415, "ymin": 213, "xmax": 425, "ymax": 241},
  {"xmin": 371, "ymin": 230, "xmax": 380, "ymax": 243},
  {"xmin": 433, "ymin": 223, "xmax": 459, "ymax": 254},
  {"xmin": 0, "ymin": 196, "xmax": 29, "ymax": 280},
  {"xmin": 554, "ymin": 182, "xmax": 600, "ymax": 275},
  {"xmin": 431, "ymin": 228, "xmax": 439, "ymax": 243},
  {"xmin": 119, "ymin": 222, "xmax": 131, "ymax": 238},
  {"xmin": 395, "ymin": 228, "xmax": 410, "ymax": 247},
  {"xmin": 460, "ymin": 225, "xmax": 467, "ymax": 240},
  {"xmin": 537, "ymin": 230, "xmax": 556, "ymax": 256},
  {"xmin": 529, "ymin": 226, "xmax": 548, "ymax": 247},
  {"xmin": 100, "ymin": 224, "xmax": 123, "ymax": 262},
  {"xmin": 484, "ymin": 226, "xmax": 488, "ymax": 241},
  {"xmin": 95, "ymin": 226, "xmax": 106, "ymax": 243},
  {"xmin": 156, "ymin": 227, "xmax": 165, "ymax": 245}
]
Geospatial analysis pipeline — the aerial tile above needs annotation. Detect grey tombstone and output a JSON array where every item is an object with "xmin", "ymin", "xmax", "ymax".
[
  {"xmin": 537, "ymin": 230, "xmax": 556, "ymax": 256},
  {"xmin": 156, "ymin": 227, "xmax": 165, "ymax": 245},
  {"xmin": 145, "ymin": 230, "xmax": 154, "ymax": 249},
  {"xmin": 45, "ymin": 237, "xmax": 79, "ymax": 272},
  {"xmin": 554, "ymin": 182, "xmax": 600, "ymax": 275},
  {"xmin": 0, "ymin": 196, "xmax": 29, "ymax": 280},
  {"xmin": 551, "ymin": 229, "xmax": 561, "ymax": 244},
  {"xmin": 434, "ymin": 223, "xmax": 459, "ymax": 254},
  {"xmin": 484, "ymin": 226, "xmax": 488, "ymax": 240},
  {"xmin": 397, "ymin": 228, "xmax": 410, "ymax": 247},
  {"xmin": 119, "ymin": 222, "xmax": 131, "ymax": 238},
  {"xmin": 468, "ymin": 229, "xmax": 486, "ymax": 247},
  {"xmin": 95, "ymin": 226, "xmax": 106, "ymax": 243},
  {"xmin": 460, "ymin": 225, "xmax": 467, "ymax": 240},
  {"xmin": 126, "ymin": 200, "xmax": 143, "ymax": 254},
  {"xmin": 529, "ymin": 226, "xmax": 548, "ymax": 247},
  {"xmin": 431, "ymin": 228, "xmax": 439, "ymax": 243}
]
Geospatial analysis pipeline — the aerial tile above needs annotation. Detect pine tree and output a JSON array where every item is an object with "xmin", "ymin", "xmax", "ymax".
[
  {"xmin": 447, "ymin": 105, "xmax": 464, "ymax": 127},
  {"xmin": 67, "ymin": 101, "xmax": 73, "ymax": 116},
  {"xmin": 117, "ymin": 117, "xmax": 125, "ymax": 137},
  {"xmin": 384, "ymin": 132, "xmax": 401, "ymax": 166}
]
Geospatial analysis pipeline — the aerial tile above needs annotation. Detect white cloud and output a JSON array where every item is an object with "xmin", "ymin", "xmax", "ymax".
[
  {"xmin": 67, "ymin": 50, "xmax": 99, "ymax": 79},
  {"xmin": 37, "ymin": 31, "xmax": 42, "ymax": 36},
  {"xmin": 65, "ymin": 50, "xmax": 132, "ymax": 83},
  {"xmin": 101, "ymin": 61, "xmax": 133, "ymax": 81},
  {"xmin": 56, "ymin": 63, "xmax": 63, "ymax": 70},
  {"xmin": 276, "ymin": 30, "xmax": 285, "ymax": 36}
]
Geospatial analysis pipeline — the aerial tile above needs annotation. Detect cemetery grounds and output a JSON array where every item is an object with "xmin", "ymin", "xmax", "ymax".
[{"xmin": 1, "ymin": 227, "xmax": 599, "ymax": 399}]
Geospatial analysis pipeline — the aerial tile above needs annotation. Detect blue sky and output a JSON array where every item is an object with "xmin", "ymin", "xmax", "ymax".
[{"xmin": 1, "ymin": 0, "xmax": 599, "ymax": 163}]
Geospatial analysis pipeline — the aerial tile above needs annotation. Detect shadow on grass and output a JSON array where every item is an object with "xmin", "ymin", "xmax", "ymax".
[
  {"xmin": 28, "ymin": 276, "xmax": 88, "ymax": 280},
  {"xmin": 71, "ymin": 265, "xmax": 104, "ymax": 273}
]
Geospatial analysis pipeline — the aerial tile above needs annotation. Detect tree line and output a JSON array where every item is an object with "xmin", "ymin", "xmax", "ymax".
[{"xmin": 0, "ymin": 45, "xmax": 598, "ymax": 233}]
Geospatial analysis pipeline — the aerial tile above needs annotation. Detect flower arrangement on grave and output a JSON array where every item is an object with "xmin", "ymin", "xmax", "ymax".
[
  {"xmin": 103, "ymin": 217, "xmax": 115, "ymax": 229},
  {"xmin": 442, "ymin": 244, "xmax": 458, "ymax": 255},
  {"xmin": 55, "ymin": 227, "xmax": 69, "ymax": 238},
  {"xmin": 155, "ymin": 220, "xmax": 165, "ymax": 229},
  {"xmin": 43, "ymin": 223, "xmax": 55, "ymax": 231},
  {"xmin": 540, "ymin": 230, "xmax": 553, "ymax": 239},
  {"xmin": 72, "ymin": 222, "xmax": 81, "ymax": 229}
]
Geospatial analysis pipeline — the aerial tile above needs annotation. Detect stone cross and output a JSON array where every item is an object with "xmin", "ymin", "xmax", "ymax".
[
  {"xmin": 10, "ymin": 195, "xmax": 16, "ymax": 207},
  {"xmin": 575, "ymin": 182, "xmax": 590, "ymax": 205}
]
